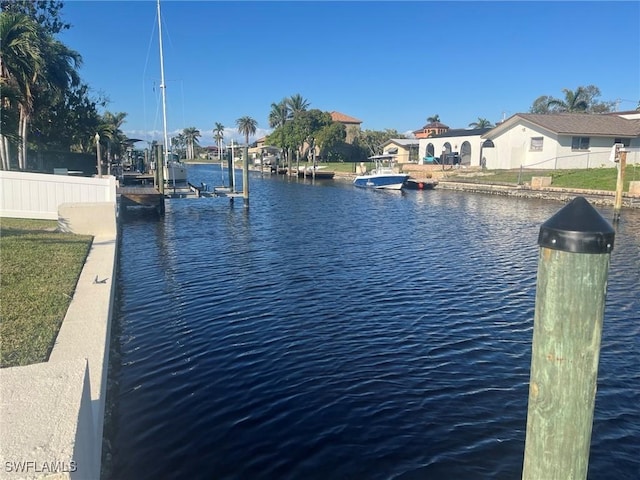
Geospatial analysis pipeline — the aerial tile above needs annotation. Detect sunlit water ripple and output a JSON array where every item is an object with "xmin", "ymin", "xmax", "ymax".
[{"xmin": 107, "ymin": 164, "xmax": 640, "ymax": 479}]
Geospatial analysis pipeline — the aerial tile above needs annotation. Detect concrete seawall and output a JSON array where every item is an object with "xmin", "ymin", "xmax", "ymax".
[
  {"xmin": 0, "ymin": 202, "xmax": 118, "ymax": 480},
  {"xmin": 436, "ymin": 181, "xmax": 640, "ymax": 209}
]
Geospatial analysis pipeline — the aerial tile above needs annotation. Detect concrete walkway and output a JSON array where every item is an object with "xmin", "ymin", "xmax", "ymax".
[{"xmin": 0, "ymin": 203, "xmax": 118, "ymax": 480}]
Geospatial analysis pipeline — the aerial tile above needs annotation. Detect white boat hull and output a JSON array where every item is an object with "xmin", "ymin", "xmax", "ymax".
[
  {"xmin": 353, "ymin": 173, "xmax": 409, "ymax": 190},
  {"xmin": 164, "ymin": 162, "xmax": 187, "ymax": 183}
]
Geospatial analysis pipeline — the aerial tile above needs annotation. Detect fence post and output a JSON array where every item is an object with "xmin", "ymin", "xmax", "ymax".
[{"xmin": 522, "ymin": 196, "xmax": 615, "ymax": 480}]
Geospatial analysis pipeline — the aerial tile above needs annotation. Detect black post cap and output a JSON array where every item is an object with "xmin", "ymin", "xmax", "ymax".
[{"xmin": 538, "ymin": 197, "xmax": 615, "ymax": 254}]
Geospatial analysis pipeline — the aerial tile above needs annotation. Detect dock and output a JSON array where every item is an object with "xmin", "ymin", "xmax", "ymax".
[
  {"xmin": 117, "ymin": 182, "xmax": 246, "ymax": 216},
  {"xmin": 118, "ymin": 186, "xmax": 166, "ymax": 215}
]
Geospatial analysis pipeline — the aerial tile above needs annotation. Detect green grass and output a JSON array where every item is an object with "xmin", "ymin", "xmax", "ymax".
[
  {"xmin": 446, "ymin": 165, "xmax": 640, "ymax": 192},
  {"xmin": 0, "ymin": 218, "xmax": 93, "ymax": 368}
]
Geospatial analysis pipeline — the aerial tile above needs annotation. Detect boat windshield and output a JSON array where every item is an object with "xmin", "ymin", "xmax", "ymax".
[{"xmin": 368, "ymin": 154, "xmax": 397, "ymax": 173}]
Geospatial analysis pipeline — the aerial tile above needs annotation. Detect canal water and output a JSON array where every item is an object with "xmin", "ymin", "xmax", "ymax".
[{"xmin": 106, "ymin": 164, "xmax": 639, "ymax": 479}]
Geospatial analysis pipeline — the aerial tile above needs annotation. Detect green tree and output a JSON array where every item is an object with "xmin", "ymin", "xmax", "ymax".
[
  {"xmin": 182, "ymin": 127, "xmax": 201, "ymax": 160},
  {"xmin": 213, "ymin": 122, "xmax": 224, "ymax": 160},
  {"xmin": 236, "ymin": 116, "xmax": 257, "ymax": 146},
  {"xmin": 99, "ymin": 111, "xmax": 127, "ymax": 165},
  {"xmin": 268, "ymin": 99, "xmax": 289, "ymax": 128},
  {"xmin": 0, "ymin": 0, "xmax": 70, "ymax": 35},
  {"xmin": 171, "ymin": 133, "xmax": 186, "ymax": 159},
  {"xmin": 531, "ymin": 85, "xmax": 614, "ymax": 114},
  {"xmin": 426, "ymin": 114, "xmax": 440, "ymax": 123},
  {"xmin": 530, "ymin": 95, "xmax": 553, "ymax": 114},
  {"xmin": 353, "ymin": 129, "xmax": 406, "ymax": 157},
  {"xmin": 0, "ymin": 12, "xmax": 43, "ymax": 169},
  {"xmin": 1, "ymin": 11, "xmax": 83, "ymax": 170},
  {"xmin": 468, "ymin": 117, "xmax": 494, "ymax": 128},
  {"xmin": 547, "ymin": 87, "xmax": 589, "ymax": 112},
  {"xmin": 315, "ymin": 122, "xmax": 346, "ymax": 160},
  {"xmin": 287, "ymin": 93, "xmax": 310, "ymax": 118}
]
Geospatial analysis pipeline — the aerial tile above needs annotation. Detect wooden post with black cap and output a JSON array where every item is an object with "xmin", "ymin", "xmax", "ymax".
[{"xmin": 522, "ymin": 196, "xmax": 615, "ymax": 480}]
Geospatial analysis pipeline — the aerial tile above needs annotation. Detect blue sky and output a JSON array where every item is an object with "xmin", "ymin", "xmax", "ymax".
[{"xmin": 59, "ymin": 1, "xmax": 640, "ymax": 146}]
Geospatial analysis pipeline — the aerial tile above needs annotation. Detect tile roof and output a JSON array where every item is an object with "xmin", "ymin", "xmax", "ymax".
[
  {"xmin": 428, "ymin": 127, "xmax": 492, "ymax": 138},
  {"xmin": 331, "ymin": 111, "xmax": 362, "ymax": 124},
  {"xmin": 382, "ymin": 138, "xmax": 419, "ymax": 147},
  {"xmin": 418, "ymin": 121, "xmax": 450, "ymax": 130},
  {"xmin": 517, "ymin": 113, "xmax": 640, "ymax": 136}
]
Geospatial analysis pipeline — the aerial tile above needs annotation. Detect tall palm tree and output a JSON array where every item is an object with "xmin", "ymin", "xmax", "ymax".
[
  {"xmin": 287, "ymin": 93, "xmax": 309, "ymax": 118},
  {"xmin": 547, "ymin": 87, "xmax": 589, "ymax": 112},
  {"xmin": 269, "ymin": 100, "xmax": 289, "ymax": 128},
  {"xmin": 182, "ymin": 127, "xmax": 201, "ymax": 160},
  {"xmin": 0, "ymin": 12, "xmax": 42, "ymax": 169},
  {"xmin": 236, "ymin": 116, "xmax": 257, "ymax": 146},
  {"xmin": 468, "ymin": 117, "xmax": 494, "ymax": 128},
  {"xmin": 427, "ymin": 114, "xmax": 440, "ymax": 123},
  {"xmin": 213, "ymin": 122, "xmax": 224, "ymax": 160}
]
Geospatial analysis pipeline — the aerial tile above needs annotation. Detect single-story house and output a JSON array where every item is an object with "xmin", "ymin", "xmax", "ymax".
[
  {"xmin": 418, "ymin": 128, "xmax": 492, "ymax": 166},
  {"xmin": 380, "ymin": 139, "xmax": 420, "ymax": 164},
  {"xmin": 418, "ymin": 112, "xmax": 640, "ymax": 170}
]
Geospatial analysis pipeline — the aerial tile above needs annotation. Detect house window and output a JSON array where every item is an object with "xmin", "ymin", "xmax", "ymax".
[
  {"xmin": 614, "ymin": 138, "xmax": 631, "ymax": 147},
  {"xmin": 530, "ymin": 137, "xmax": 543, "ymax": 151},
  {"xmin": 571, "ymin": 137, "xmax": 590, "ymax": 150}
]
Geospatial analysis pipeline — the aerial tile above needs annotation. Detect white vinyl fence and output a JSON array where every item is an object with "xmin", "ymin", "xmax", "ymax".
[{"xmin": 0, "ymin": 171, "xmax": 117, "ymax": 220}]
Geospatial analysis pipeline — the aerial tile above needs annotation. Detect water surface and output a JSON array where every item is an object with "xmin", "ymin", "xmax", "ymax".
[{"xmin": 107, "ymin": 165, "xmax": 640, "ymax": 479}]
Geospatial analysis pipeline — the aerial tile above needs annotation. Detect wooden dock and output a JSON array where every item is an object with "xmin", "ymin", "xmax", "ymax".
[
  {"xmin": 118, "ymin": 186, "xmax": 165, "ymax": 215},
  {"xmin": 118, "ymin": 183, "xmax": 246, "ymax": 216}
]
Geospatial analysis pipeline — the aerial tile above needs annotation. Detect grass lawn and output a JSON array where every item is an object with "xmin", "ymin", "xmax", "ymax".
[
  {"xmin": 445, "ymin": 165, "xmax": 640, "ymax": 192},
  {"xmin": 0, "ymin": 218, "xmax": 93, "ymax": 368}
]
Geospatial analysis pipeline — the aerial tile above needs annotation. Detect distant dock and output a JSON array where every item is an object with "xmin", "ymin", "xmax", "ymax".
[{"xmin": 117, "ymin": 181, "xmax": 245, "ymax": 216}]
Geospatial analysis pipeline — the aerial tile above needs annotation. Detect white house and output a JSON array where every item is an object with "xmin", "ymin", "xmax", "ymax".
[
  {"xmin": 418, "ymin": 128, "xmax": 491, "ymax": 166},
  {"xmin": 418, "ymin": 112, "xmax": 640, "ymax": 170},
  {"xmin": 481, "ymin": 112, "xmax": 640, "ymax": 169}
]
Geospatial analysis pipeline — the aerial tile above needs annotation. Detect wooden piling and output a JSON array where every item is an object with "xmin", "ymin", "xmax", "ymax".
[
  {"xmin": 613, "ymin": 150, "xmax": 627, "ymax": 222},
  {"xmin": 522, "ymin": 197, "xmax": 614, "ymax": 480},
  {"xmin": 243, "ymin": 145, "xmax": 249, "ymax": 207},
  {"xmin": 157, "ymin": 144, "xmax": 165, "ymax": 195}
]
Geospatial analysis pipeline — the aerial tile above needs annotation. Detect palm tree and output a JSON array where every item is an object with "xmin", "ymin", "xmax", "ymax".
[
  {"xmin": 0, "ymin": 12, "xmax": 43, "ymax": 169},
  {"xmin": 469, "ymin": 117, "xmax": 494, "ymax": 128},
  {"xmin": 100, "ymin": 111, "xmax": 127, "ymax": 166},
  {"xmin": 236, "ymin": 116, "xmax": 257, "ymax": 146},
  {"xmin": 213, "ymin": 122, "xmax": 224, "ymax": 160},
  {"xmin": 182, "ymin": 127, "xmax": 201, "ymax": 160},
  {"xmin": 547, "ymin": 87, "xmax": 589, "ymax": 112},
  {"xmin": 1, "ymin": 12, "xmax": 81, "ymax": 170},
  {"xmin": 427, "ymin": 114, "xmax": 440, "ymax": 124},
  {"xmin": 287, "ymin": 93, "xmax": 309, "ymax": 118},
  {"xmin": 269, "ymin": 100, "xmax": 289, "ymax": 128},
  {"xmin": 171, "ymin": 133, "xmax": 186, "ymax": 159}
]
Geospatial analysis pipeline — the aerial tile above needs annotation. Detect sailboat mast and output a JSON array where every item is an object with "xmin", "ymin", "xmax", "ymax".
[{"xmin": 157, "ymin": 0, "xmax": 169, "ymax": 167}]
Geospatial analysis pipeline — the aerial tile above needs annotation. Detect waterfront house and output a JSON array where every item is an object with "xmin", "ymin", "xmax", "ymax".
[
  {"xmin": 330, "ymin": 111, "xmax": 362, "ymax": 144},
  {"xmin": 418, "ymin": 128, "xmax": 491, "ymax": 166},
  {"xmin": 481, "ymin": 112, "xmax": 640, "ymax": 169},
  {"xmin": 381, "ymin": 139, "xmax": 420, "ymax": 164},
  {"xmin": 418, "ymin": 112, "xmax": 640, "ymax": 170}
]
